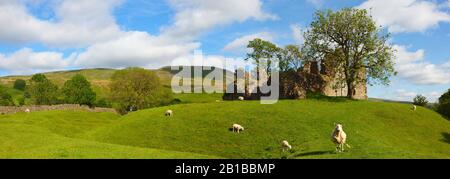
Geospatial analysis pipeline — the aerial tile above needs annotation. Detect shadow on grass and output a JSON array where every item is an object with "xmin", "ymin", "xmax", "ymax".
[
  {"xmin": 306, "ymin": 92, "xmax": 350, "ymax": 103},
  {"xmin": 441, "ymin": 133, "xmax": 450, "ymax": 144},
  {"xmin": 293, "ymin": 150, "xmax": 334, "ymax": 157}
]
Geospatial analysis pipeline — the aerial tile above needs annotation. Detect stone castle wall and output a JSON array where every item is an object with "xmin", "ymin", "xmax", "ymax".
[
  {"xmin": 320, "ymin": 65, "xmax": 368, "ymax": 100},
  {"xmin": 223, "ymin": 61, "xmax": 368, "ymax": 100}
]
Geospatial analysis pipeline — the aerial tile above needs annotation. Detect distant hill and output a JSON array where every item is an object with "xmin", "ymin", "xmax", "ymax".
[
  {"xmin": 0, "ymin": 67, "xmax": 231, "ymax": 100},
  {"xmin": 369, "ymin": 98, "xmax": 412, "ymax": 104}
]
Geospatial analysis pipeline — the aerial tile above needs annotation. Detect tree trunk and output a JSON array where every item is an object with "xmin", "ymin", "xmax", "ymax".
[
  {"xmin": 347, "ymin": 80, "xmax": 353, "ymax": 99},
  {"xmin": 256, "ymin": 64, "xmax": 260, "ymax": 99}
]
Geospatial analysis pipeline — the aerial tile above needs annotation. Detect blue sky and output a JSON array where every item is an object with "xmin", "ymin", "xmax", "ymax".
[{"xmin": 0, "ymin": 0, "xmax": 449, "ymax": 102}]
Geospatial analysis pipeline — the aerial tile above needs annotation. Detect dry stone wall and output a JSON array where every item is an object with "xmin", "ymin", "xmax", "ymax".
[{"xmin": 0, "ymin": 104, "xmax": 116, "ymax": 115}]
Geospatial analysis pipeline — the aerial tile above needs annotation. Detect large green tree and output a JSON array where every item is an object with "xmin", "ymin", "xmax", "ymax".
[
  {"xmin": 110, "ymin": 67, "xmax": 173, "ymax": 114},
  {"xmin": 62, "ymin": 74, "xmax": 96, "ymax": 106},
  {"xmin": 413, "ymin": 95, "xmax": 428, "ymax": 107},
  {"xmin": 28, "ymin": 74, "xmax": 59, "ymax": 105},
  {"xmin": 279, "ymin": 45, "xmax": 303, "ymax": 72},
  {"xmin": 247, "ymin": 38, "xmax": 282, "ymax": 77},
  {"xmin": 437, "ymin": 89, "xmax": 450, "ymax": 119},
  {"xmin": 303, "ymin": 8, "xmax": 396, "ymax": 99}
]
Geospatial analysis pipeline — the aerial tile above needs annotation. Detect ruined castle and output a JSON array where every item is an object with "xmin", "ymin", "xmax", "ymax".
[
  {"xmin": 223, "ymin": 60, "xmax": 368, "ymax": 100},
  {"xmin": 301, "ymin": 61, "xmax": 367, "ymax": 100}
]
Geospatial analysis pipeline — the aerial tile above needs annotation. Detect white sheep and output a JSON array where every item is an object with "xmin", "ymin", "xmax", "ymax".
[
  {"xmin": 165, "ymin": 110, "xmax": 173, "ymax": 117},
  {"xmin": 331, "ymin": 124, "xmax": 350, "ymax": 152},
  {"xmin": 412, "ymin": 105, "xmax": 417, "ymax": 111},
  {"xmin": 232, "ymin": 124, "xmax": 244, "ymax": 133},
  {"xmin": 25, "ymin": 108, "xmax": 31, "ymax": 113},
  {"xmin": 281, "ymin": 140, "xmax": 292, "ymax": 152},
  {"xmin": 238, "ymin": 96, "xmax": 244, "ymax": 101}
]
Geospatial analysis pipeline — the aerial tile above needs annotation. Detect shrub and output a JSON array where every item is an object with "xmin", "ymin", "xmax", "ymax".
[
  {"xmin": 413, "ymin": 95, "xmax": 428, "ymax": 107},
  {"xmin": 110, "ymin": 67, "xmax": 173, "ymax": 114},
  {"xmin": 62, "ymin": 74, "xmax": 96, "ymax": 106},
  {"xmin": 27, "ymin": 74, "xmax": 59, "ymax": 105},
  {"xmin": 13, "ymin": 79, "xmax": 26, "ymax": 91},
  {"xmin": 24, "ymin": 90, "xmax": 31, "ymax": 98},
  {"xmin": 0, "ymin": 86, "xmax": 14, "ymax": 106},
  {"xmin": 94, "ymin": 98, "xmax": 112, "ymax": 108},
  {"xmin": 17, "ymin": 97, "xmax": 26, "ymax": 106}
]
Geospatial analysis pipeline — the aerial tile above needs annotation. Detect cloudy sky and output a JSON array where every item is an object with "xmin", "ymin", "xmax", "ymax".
[{"xmin": 0, "ymin": 0, "xmax": 449, "ymax": 102}]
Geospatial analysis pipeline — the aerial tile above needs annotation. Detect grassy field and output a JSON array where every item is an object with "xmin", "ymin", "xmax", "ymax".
[
  {"xmin": 0, "ymin": 111, "xmax": 217, "ymax": 159},
  {"xmin": 1, "ymin": 99, "xmax": 449, "ymax": 159}
]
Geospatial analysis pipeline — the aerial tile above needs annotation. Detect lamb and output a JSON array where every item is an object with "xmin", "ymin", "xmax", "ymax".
[
  {"xmin": 25, "ymin": 109, "xmax": 31, "ymax": 113},
  {"xmin": 281, "ymin": 140, "xmax": 292, "ymax": 152},
  {"xmin": 331, "ymin": 124, "xmax": 350, "ymax": 153},
  {"xmin": 412, "ymin": 105, "xmax": 417, "ymax": 111},
  {"xmin": 165, "ymin": 110, "xmax": 173, "ymax": 117},
  {"xmin": 232, "ymin": 124, "xmax": 244, "ymax": 133},
  {"xmin": 238, "ymin": 96, "xmax": 244, "ymax": 101}
]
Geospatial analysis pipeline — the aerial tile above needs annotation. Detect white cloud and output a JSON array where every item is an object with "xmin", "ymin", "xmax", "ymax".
[
  {"xmin": 223, "ymin": 32, "xmax": 273, "ymax": 53},
  {"xmin": 0, "ymin": 0, "xmax": 276, "ymax": 73},
  {"xmin": 394, "ymin": 89, "xmax": 442, "ymax": 102},
  {"xmin": 0, "ymin": 48, "xmax": 69, "ymax": 75},
  {"xmin": 162, "ymin": 0, "xmax": 277, "ymax": 41},
  {"xmin": 290, "ymin": 24, "xmax": 304, "ymax": 45},
  {"xmin": 74, "ymin": 0, "xmax": 275, "ymax": 68},
  {"xmin": 393, "ymin": 45, "xmax": 450, "ymax": 85},
  {"xmin": 0, "ymin": 0, "xmax": 124, "ymax": 47},
  {"xmin": 394, "ymin": 89, "xmax": 417, "ymax": 101},
  {"xmin": 73, "ymin": 32, "xmax": 199, "ymax": 69},
  {"xmin": 358, "ymin": 0, "xmax": 450, "ymax": 33},
  {"xmin": 443, "ymin": 61, "xmax": 450, "ymax": 68},
  {"xmin": 427, "ymin": 91, "xmax": 442, "ymax": 103}
]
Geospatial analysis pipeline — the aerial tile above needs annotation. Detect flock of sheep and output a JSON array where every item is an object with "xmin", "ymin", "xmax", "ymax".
[
  {"xmin": 164, "ymin": 98, "xmax": 420, "ymax": 155},
  {"xmin": 166, "ymin": 106, "xmax": 350, "ymax": 153},
  {"xmin": 21, "ymin": 101, "xmax": 419, "ymax": 155}
]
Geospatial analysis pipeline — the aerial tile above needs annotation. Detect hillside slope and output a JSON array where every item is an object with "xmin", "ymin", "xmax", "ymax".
[
  {"xmin": 87, "ymin": 100, "xmax": 450, "ymax": 159},
  {"xmin": 0, "ymin": 67, "xmax": 229, "ymax": 101},
  {"xmin": 0, "ymin": 111, "xmax": 217, "ymax": 159},
  {"xmin": 0, "ymin": 99, "xmax": 449, "ymax": 159}
]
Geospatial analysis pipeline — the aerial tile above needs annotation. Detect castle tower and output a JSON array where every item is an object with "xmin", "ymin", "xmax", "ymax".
[{"xmin": 320, "ymin": 66, "xmax": 367, "ymax": 100}]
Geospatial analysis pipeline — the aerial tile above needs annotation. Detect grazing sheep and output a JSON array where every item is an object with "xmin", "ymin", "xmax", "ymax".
[
  {"xmin": 165, "ymin": 110, "xmax": 173, "ymax": 117},
  {"xmin": 331, "ymin": 124, "xmax": 350, "ymax": 153},
  {"xmin": 412, "ymin": 105, "xmax": 417, "ymax": 111},
  {"xmin": 232, "ymin": 124, "xmax": 244, "ymax": 133},
  {"xmin": 25, "ymin": 109, "xmax": 31, "ymax": 113},
  {"xmin": 281, "ymin": 140, "xmax": 292, "ymax": 152},
  {"xmin": 238, "ymin": 96, "xmax": 244, "ymax": 101}
]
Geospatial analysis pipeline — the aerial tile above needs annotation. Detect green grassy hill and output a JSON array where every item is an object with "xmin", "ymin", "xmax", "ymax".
[
  {"xmin": 1, "ymin": 99, "xmax": 449, "ymax": 159},
  {"xmin": 0, "ymin": 69, "xmax": 116, "ymax": 100},
  {"xmin": 0, "ymin": 110, "xmax": 216, "ymax": 159},
  {"xmin": 0, "ymin": 67, "xmax": 228, "ymax": 103}
]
